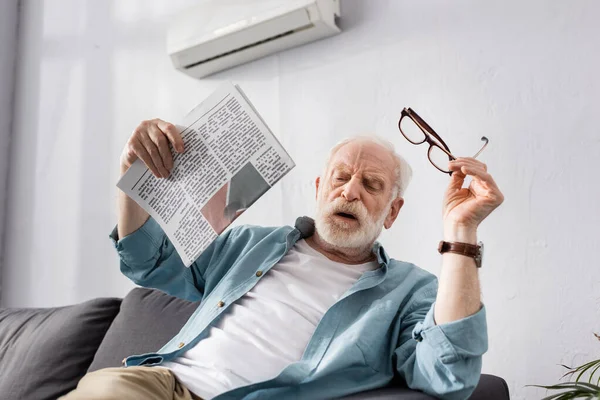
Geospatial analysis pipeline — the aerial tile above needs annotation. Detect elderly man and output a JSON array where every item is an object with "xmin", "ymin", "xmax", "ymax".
[{"xmin": 63, "ymin": 118, "xmax": 503, "ymax": 400}]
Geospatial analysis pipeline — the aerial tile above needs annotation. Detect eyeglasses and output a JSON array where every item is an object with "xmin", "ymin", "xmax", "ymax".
[{"xmin": 398, "ymin": 107, "xmax": 489, "ymax": 174}]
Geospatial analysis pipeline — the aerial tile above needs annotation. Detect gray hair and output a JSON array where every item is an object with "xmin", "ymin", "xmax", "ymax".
[{"xmin": 322, "ymin": 136, "xmax": 413, "ymax": 198}]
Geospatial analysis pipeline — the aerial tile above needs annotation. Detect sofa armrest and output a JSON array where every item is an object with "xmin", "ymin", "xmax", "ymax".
[
  {"xmin": 469, "ymin": 374, "xmax": 510, "ymax": 400},
  {"xmin": 339, "ymin": 374, "xmax": 510, "ymax": 399}
]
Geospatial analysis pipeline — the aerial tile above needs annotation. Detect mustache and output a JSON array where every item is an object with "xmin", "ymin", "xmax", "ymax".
[{"xmin": 324, "ymin": 198, "xmax": 368, "ymax": 222}]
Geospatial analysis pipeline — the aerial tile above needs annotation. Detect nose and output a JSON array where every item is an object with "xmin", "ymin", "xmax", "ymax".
[{"xmin": 341, "ymin": 177, "xmax": 361, "ymax": 202}]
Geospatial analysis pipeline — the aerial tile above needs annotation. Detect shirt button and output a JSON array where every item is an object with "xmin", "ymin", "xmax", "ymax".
[
  {"xmin": 178, "ymin": 342, "xmax": 185, "ymax": 348},
  {"xmin": 255, "ymin": 271, "xmax": 263, "ymax": 277},
  {"xmin": 217, "ymin": 300, "xmax": 225, "ymax": 307}
]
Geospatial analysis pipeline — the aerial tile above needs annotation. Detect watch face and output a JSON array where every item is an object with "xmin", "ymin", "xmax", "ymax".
[{"xmin": 477, "ymin": 241, "xmax": 484, "ymax": 267}]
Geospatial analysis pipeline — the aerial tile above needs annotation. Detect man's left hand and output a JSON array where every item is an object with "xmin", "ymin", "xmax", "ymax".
[{"xmin": 443, "ymin": 157, "xmax": 504, "ymax": 235}]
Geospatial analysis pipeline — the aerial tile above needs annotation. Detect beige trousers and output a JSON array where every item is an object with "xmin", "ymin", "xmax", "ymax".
[{"xmin": 59, "ymin": 366, "xmax": 204, "ymax": 400}]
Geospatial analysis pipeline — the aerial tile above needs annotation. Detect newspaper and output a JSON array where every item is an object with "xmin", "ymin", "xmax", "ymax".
[{"xmin": 117, "ymin": 82, "xmax": 295, "ymax": 267}]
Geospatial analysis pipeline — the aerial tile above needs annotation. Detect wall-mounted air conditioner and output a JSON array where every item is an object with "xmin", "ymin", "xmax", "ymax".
[{"xmin": 167, "ymin": 0, "xmax": 341, "ymax": 79}]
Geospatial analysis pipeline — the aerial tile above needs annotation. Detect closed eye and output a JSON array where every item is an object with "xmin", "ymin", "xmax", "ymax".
[
  {"xmin": 334, "ymin": 174, "xmax": 351, "ymax": 183},
  {"xmin": 364, "ymin": 179, "xmax": 383, "ymax": 192}
]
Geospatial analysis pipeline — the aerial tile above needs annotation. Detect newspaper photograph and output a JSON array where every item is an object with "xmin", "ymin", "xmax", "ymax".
[{"xmin": 117, "ymin": 82, "xmax": 295, "ymax": 267}]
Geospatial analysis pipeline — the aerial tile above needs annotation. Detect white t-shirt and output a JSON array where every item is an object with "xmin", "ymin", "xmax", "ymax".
[{"xmin": 162, "ymin": 239, "xmax": 378, "ymax": 400}]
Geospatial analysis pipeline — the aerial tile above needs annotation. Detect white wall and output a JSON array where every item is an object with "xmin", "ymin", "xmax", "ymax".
[
  {"xmin": 3, "ymin": 1, "xmax": 600, "ymax": 398},
  {"xmin": 0, "ymin": 0, "xmax": 19, "ymax": 302}
]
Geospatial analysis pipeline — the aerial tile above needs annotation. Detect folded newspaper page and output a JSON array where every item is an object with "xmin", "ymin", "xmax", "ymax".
[{"xmin": 117, "ymin": 82, "xmax": 295, "ymax": 267}]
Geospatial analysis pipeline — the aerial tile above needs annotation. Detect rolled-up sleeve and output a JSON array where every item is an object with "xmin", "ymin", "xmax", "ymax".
[
  {"xmin": 109, "ymin": 216, "xmax": 165, "ymax": 265},
  {"xmin": 395, "ymin": 283, "xmax": 488, "ymax": 400},
  {"xmin": 109, "ymin": 216, "xmax": 234, "ymax": 302}
]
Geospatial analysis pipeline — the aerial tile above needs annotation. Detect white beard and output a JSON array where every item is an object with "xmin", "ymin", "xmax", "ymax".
[{"xmin": 314, "ymin": 196, "xmax": 392, "ymax": 251}]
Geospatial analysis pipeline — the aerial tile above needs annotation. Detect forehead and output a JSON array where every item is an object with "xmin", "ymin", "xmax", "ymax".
[{"xmin": 328, "ymin": 141, "xmax": 396, "ymax": 178}]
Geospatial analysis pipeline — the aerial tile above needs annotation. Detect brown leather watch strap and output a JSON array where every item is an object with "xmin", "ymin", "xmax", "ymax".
[
  {"xmin": 438, "ymin": 240, "xmax": 483, "ymax": 268},
  {"xmin": 437, "ymin": 241, "xmax": 479, "ymax": 257}
]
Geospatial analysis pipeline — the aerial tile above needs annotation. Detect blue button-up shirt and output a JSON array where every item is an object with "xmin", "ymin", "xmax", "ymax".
[{"xmin": 110, "ymin": 216, "xmax": 487, "ymax": 400}]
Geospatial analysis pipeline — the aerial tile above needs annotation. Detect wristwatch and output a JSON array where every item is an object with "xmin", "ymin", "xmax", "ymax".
[{"xmin": 438, "ymin": 241, "xmax": 484, "ymax": 268}]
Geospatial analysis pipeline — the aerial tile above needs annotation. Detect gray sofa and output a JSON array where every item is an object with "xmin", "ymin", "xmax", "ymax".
[{"xmin": 0, "ymin": 288, "xmax": 510, "ymax": 400}]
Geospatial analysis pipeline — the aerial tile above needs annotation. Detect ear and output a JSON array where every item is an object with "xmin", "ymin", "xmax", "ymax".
[
  {"xmin": 315, "ymin": 176, "xmax": 321, "ymax": 200},
  {"xmin": 384, "ymin": 197, "xmax": 404, "ymax": 229}
]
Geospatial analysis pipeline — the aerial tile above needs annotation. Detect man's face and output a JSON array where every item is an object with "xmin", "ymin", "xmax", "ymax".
[{"xmin": 314, "ymin": 141, "xmax": 404, "ymax": 250}]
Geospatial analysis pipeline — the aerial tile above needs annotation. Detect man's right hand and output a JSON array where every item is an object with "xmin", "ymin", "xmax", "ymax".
[
  {"xmin": 120, "ymin": 118, "xmax": 185, "ymax": 178},
  {"xmin": 117, "ymin": 118, "xmax": 185, "ymax": 240}
]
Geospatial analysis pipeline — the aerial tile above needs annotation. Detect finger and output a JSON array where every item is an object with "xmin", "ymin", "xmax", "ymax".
[
  {"xmin": 139, "ymin": 131, "xmax": 169, "ymax": 178},
  {"xmin": 450, "ymin": 157, "xmax": 487, "ymax": 172},
  {"xmin": 449, "ymin": 158, "xmax": 487, "ymax": 172},
  {"xmin": 131, "ymin": 137, "xmax": 161, "ymax": 178},
  {"xmin": 448, "ymin": 162, "xmax": 488, "ymax": 180},
  {"xmin": 156, "ymin": 119, "xmax": 184, "ymax": 153},
  {"xmin": 148, "ymin": 124, "xmax": 173, "ymax": 172},
  {"xmin": 462, "ymin": 162, "xmax": 500, "ymax": 189},
  {"xmin": 463, "ymin": 166, "xmax": 504, "ymax": 204},
  {"xmin": 457, "ymin": 165, "xmax": 499, "ymax": 189},
  {"xmin": 448, "ymin": 160, "xmax": 503, "ymax": 203},
  {"xmin": 447, "ymin": 167, "xmax": 467, "ymax": 191}
]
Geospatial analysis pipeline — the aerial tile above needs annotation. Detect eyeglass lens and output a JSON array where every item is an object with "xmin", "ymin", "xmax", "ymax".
[{"xmin": 399, "ymin": 116, "xmax": 427, "ymax": 144}]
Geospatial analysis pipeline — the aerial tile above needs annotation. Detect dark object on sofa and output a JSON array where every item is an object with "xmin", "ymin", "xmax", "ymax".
[{"xmin": 0, "ymin": 288, "xmax": 510, "ymax": 400}]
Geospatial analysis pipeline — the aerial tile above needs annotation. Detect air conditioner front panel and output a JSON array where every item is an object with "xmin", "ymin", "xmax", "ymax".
[
  {"xmin": 167, "ymin": 0, "xmax": 341, "ymax": 79},
  {"xmin": 167, "ymin": 0, "xmax": 316, "ymax": 54},
  {"xmin": 182, "ymin": 21, "xmax": 339, "ymax": 78},
  {"xmin": 170, "ymin": 8, "xmax": 312, "ymax": 69}
]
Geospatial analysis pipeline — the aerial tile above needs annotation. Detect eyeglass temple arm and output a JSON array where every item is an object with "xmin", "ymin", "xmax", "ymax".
[
  {"xmin": 406, "ymin": 109, "xmax": 490, "ymax": 161},
  {"xmin": 410, "ymin": 114, "xmax": 453, "ymax": 152},
  {"xmin": 472, "ymin": 136, "xmax": 489, "ymax": 159},
  {"xmin": 439, "ymin": 136, "xmax": 489, "ymax": 160},
  {"xmin": 409, "ymin": 117, "xmax": 456, "ymax": 160}
]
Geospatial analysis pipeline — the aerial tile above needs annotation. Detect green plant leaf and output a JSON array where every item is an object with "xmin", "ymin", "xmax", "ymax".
[
  {"xmin": 526, "ymin": 381, "xmax": 600, "ymax": 398},
  {"xmin": 559, "ymin": 360, "xmax": 600, "ymax": 384},
  {"xmin": 576, "ymin": 361, "xmax": 600, "ymax": 383},
  {"xmin": 588, "ymin": 363, "xmax": 600, "ymax": 385},
  {"xmin": 528, "ymin": 333, "xmax": 600, "ymax": 398}
]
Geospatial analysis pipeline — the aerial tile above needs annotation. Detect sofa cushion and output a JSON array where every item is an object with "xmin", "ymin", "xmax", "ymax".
[
  {"xmin": 0, "ymin": 297, "xmax": 121, "ymax": 400},
  {"xmin": 88, "ymin": 287, "xmax": 199, "ymax": 372}
]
